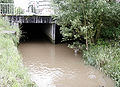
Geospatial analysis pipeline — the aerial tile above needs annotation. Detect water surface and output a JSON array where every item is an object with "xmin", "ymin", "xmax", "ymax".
[{"xmin": 19, "ymin": 41, "xmax": 114, "ymax": 87}]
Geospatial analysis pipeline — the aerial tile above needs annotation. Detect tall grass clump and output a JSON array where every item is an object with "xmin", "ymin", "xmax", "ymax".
[{"xmin": 0, "ymin": 16, "xmax": 36, "ymax": 87}]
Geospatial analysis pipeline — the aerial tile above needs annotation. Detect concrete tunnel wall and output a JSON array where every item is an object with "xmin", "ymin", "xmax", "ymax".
[{"xmin": 41, "ymin": 23, "xmax": 56, "ymax": 43}]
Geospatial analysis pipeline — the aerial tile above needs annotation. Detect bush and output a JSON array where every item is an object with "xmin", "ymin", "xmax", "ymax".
[
  {"xmin": 52, "ymin": 0, "xmax": 120, "ymax": 50},
  {"xmin": 83, "ymin": 41, "xmax": 120, "ymax": 87}
]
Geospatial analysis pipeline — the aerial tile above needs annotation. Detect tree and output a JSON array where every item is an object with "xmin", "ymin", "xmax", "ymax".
[{"xmin": 52, "ymin": 0, "xmax": 120, "ymax": 50}]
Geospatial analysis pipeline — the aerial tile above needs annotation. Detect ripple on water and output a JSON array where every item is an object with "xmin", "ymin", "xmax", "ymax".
[{"xmin": 19, "ymin": 42, "xmax": 115, "ymax": 87}]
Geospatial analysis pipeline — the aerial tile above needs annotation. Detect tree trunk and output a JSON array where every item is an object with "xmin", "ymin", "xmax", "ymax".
[
  {"xmin": 95, "ymin": 28, "xmax": 101, "ymax": 42},
  {"xmin": 95, "ymin": 16, "xmax": 102, "ymax": 43}
]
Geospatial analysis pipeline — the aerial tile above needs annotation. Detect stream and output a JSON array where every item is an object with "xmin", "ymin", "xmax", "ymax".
[{"xmin": 18, "ymin": 40, "xmax": 114, "ymax": 87}]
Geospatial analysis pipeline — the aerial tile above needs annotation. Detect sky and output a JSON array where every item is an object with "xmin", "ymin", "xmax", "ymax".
[{"xmin": 14, "ymin": 0, "xmax": 29, "ymax": 10}]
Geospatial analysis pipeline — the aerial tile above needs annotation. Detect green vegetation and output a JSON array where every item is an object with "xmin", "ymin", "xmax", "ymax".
[
  {"xmin": 0, "ymin": 17, "xmax": 36, "ymax": 87},
  {"xmin": 83, "ymin": 41, "xmax": 120, "ymax": 87},
  {"xmin": 14, "ymin": 7, "xmax": 24, "ymax": 14},
  {"xmin": 52, "ymin": 0, "xmax": 120, "ymax": 50},
  {"xmin": 52, "ymin": 0, "xmax": 120, "ymax": 87}
]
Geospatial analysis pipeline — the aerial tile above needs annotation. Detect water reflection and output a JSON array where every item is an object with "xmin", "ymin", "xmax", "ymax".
[{"xmin": 19, "ymin": 42, "xmax": 114, "ymax": 87}]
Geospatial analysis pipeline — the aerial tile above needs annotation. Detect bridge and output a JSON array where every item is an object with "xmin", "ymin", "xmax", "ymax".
[{"xmin": 0, "ymin": 0, "xmax": 60, "ymax": 43}]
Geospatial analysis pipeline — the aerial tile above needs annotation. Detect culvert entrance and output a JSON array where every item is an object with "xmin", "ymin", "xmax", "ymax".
[{"xmin": 20, "ymin": 23, "xmax": 62, "ymax": 43}]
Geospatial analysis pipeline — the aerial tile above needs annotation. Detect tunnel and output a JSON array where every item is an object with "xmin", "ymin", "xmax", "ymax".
[{"xmin": 20, "ymin": 23, "xmax": 62, "ymax": 44}]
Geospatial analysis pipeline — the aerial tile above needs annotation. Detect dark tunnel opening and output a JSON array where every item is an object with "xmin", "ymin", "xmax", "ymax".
[{"xmin": 20, "ymin": 23, "xmax": 62, "ymax": 44}]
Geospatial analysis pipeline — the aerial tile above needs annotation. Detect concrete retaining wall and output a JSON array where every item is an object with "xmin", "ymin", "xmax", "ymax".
[{"xmin": 42, "ymin": 23, "xmax": 56, "ymax": 43}]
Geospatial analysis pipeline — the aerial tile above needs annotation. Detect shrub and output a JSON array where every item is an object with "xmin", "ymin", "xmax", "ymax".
[
  {"xmin": 83, "ymin": 41, "xmax": 120, "ymax": 87},
  {"xmin": 52, "ymin": 0, "xmax": 120, "ymax": 50}
]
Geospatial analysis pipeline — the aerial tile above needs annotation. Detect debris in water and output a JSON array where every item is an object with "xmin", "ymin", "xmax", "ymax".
[
  {"xmin": 88, "ymin": 74, "xmax": 96, "ymax": 79},
  {"xmin": 74, "ymin": 48, "xmax": 79, "ymax": 56}
]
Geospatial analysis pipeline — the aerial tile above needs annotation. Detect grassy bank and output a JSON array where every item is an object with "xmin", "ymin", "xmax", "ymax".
[
  {"xmin": 0, "ymin": 17, "xmax": 36, "ymax": 87},
  {"xmin": 83, "ymin": 41, "xmax": 120, "ymax": 87}
]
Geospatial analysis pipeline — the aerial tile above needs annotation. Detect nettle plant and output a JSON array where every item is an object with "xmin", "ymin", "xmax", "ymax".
[{"xmin": 52, "ymin": 0, "xmax": 120, "ymax": 50}]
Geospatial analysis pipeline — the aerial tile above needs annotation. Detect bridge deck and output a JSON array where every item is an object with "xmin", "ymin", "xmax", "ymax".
[{"xmin": 2, "ymin": 15, "xmax": 53, "ymax": 24}]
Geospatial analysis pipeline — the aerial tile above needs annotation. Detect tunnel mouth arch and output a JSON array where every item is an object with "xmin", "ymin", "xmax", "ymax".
[{"xmin": 19, "ymin": 23, "xmax": 62, "ymax": 44}]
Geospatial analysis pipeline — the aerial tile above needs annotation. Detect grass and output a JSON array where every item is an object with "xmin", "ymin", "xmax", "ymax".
[
  {"xmin": 83, "ymin": 41, "xmax": 120, "ymax": 87},
  {"xmin": 0, "ymin": 17, "xmax": 37, "ymax": 87}
]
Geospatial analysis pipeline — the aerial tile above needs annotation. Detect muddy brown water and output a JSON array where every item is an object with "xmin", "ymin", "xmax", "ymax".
[{"xmin": 18, "ymin": 41, "xmax": 114, "ymax": 87}]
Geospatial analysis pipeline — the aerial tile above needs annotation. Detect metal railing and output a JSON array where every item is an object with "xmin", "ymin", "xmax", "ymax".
[
  {"xmin": 0, "ymin": 1, "xmax": 53, "ymax": 16},
  {"xmin": 0, "ymin": 3, "xmax": 14, "ymax": 15}
]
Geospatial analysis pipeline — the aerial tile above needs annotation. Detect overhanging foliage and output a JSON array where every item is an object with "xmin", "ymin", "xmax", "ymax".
[{"xmin": 52, "ymin": 0, "xmax": 120, "ymax": 50}]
